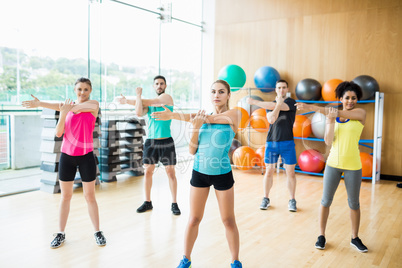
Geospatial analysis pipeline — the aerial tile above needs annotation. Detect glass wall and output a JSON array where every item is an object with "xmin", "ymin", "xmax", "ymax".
[
  {"xmin": 89, "ymin": 0, "xmax": 204, "ymax": 153},
  {"xmin": 90, "ymin": 0, "xmax": 161, "ymax": 105},
  {"xmin": 0, "ymin": 0, "xmax": 204, "ymax": 182},
  {"xmin": 0, "ymin": 0, "xmax": 203, "ymax": 107},
  {"xmin": 160, "ymin": 20, "xmax": 202, "ymax": 109},
  {"xmin": 0, "ymin": 0, "xmax": 89, "ymax": 105},
  {"xmin": 89, "ymin": 0, "xmax": 203, "ymax": 109}
]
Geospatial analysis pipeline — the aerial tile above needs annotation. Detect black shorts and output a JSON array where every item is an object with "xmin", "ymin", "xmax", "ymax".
[
  {"xmin": 143, "ymin": 137, "xmax": 177, "ymax": 166},
  {"xmin": 59, "ymin": 151, "xmax": 97, "ymax": 182},
  {"xmin": 190, "ymin": 169, "xmax": 234, "ymax": 191}
]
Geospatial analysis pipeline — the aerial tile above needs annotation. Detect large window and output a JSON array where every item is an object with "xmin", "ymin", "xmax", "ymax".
[
  {"xmin": 0, "ymin": 0, "xmax": 203, "ymax": 106},
  {"xmin": 160, "ymin": 20, "xmax": 202, "ymax": 109},
  {"xmin": 0, "ymin": 0, "xmax": 89, "ymax": 104},
  {"xmin": 0, "ymin": 0, "xmax": 204, "ymax": 195},
  {"xmin": 89, "ymin": 0, "xmax": 203, "ymax": 108}
]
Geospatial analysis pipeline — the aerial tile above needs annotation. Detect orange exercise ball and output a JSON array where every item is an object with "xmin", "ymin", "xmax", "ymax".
[
  {"xmin": 254, "ymin": 146, "xmax": 266, "ymax": 168},
  {"xmin": 234, "ymin": 106, "xmax": 250, "ymax": 130},
  {"xmin": 360, "ymin": 152, "xmax": 373, "ymax": 178},
  {"xmin": 293, "ymin": 115, "xmax": 312, "ymax": 138},
  {"xmin": 322, "ymin": 79, "xmax": 342, "ymax": 101},
  {"xmin": 250, "ymin": 108, "xmax": 269, "ymax": 132},
  {"xmin": 233, "ymin": 146, "xmax": 256, "ymax": 171}
]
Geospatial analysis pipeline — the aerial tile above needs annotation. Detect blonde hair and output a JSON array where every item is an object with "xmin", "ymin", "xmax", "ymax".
[{"xmin": 212, "ymin": 79, "xmax": 231, "ymax": 109}]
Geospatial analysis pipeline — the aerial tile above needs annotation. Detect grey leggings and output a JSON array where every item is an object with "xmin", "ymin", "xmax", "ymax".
[{"xmin": 321, "ymin": 165, "xmax": 362, "ymax": 210}]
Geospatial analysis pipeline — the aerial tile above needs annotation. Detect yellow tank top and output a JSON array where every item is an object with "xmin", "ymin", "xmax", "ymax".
[{"xmin": 326, "ymin": 118, "xmax": 364, "ymax": 170}]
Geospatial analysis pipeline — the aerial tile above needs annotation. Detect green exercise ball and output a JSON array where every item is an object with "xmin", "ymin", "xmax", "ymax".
[{"xmin": 218, "ymin": 64, "xmax": 246, "ymax": 91}]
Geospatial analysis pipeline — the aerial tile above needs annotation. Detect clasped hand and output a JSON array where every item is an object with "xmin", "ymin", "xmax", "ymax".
[
  {"xmin": 59, "ymin": 99, "xmax": 74, "ymax": 114},
  {"xmin": 191, "ymin": 110, "xmax": 206, "ymax": 129}
]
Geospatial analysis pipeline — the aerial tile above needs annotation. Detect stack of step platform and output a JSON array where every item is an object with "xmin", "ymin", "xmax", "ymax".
[
  {"xmin": 99, "ymin": 116, "xmax": 145, "ymax": 182},
  {"xmin": 39, "ymin": 108, "xmax": 101, "ymax": 193}
]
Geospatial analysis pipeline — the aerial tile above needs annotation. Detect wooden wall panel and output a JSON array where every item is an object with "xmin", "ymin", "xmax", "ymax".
[{"xmin": 214, "ymin": 0, "xmax": 402, "ymax": 176}]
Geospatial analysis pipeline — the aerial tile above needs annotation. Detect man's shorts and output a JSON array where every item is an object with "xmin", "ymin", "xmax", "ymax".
[
  {"xmin": 265, "ymin": 140, "xmax": 297, "ymax": 165},
  {"xmin": 143, "ymin": 137, "xmax": 177, "ymax": 166},
  {"xmin": 190, "ymin": 169, "xmax": 234, "ymax": 191}
]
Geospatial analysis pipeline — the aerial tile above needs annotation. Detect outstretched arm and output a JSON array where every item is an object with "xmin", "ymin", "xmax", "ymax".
[
  {"xmin": 295, "ymin": 103, "xmax": 366, "ymax": 124},
  {"xmin": 22, "ymin": 94, "xmax": 61, "ymax": 111},
  {"xmin": 116, "ymin": 95, "xmax": 170, "ymax": 107},
  {"xmin": 115, "ymin": 94, "xmax": 136, "ymax": 106},
  {"xmin": 70, "ymin": 100, "xmax": 99, "ymax": 117},
  {"xmin": 151, "ymin": 105, "xmax": 192, "ymax": 122},
  {"xmin": 247, "ymin": 97, "xmax": 289, "ymax": 111},
  {"xmin": 152, "ymin": 106, "xmax": 239, "ymax": 127},
  {"xmin": 116, "ymin": 90, "xmax": 173, "ymax": 116}
]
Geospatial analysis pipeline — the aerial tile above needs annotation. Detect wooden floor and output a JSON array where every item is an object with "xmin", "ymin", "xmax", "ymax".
[{"xmin": 1, "ymin": 162, "xmax": 401, "ymax": 268}]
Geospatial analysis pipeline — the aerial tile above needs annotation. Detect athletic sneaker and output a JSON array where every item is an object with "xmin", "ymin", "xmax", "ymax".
[
  {"xmin": 260, "ymin": 197, "xmax": 270, "ymax": 210},
  {"xmin": 315, "ymin": 235, "xmax": 326, "ymax": 250},
  {"xmin": 171, "ymin": 203, "xmax": 181, "ymax": 215},
  {"xmin": 231, "ymin": 260, "xmax": 243, "ymax": 268},
  {"xmin": 288, "ymin": 199, "xmax": 297, "ymax": 212},
  {"xmin": 137, "ymin": 201, "xmax": 153, "ymax": 213},
  {"xmin": 94, "ymin": 231, "xmax": 107, "ymax": 246},
  {"xmin": 50, "ymin": 233, "xmax": 65, "ymax": 249},
  {"xmin": 177, "ymin": 255, "xmax": 191, "ymax": 268},
  {"xmin": 350, "ymin": 237, "xmax": 368, "ymax": 252}
]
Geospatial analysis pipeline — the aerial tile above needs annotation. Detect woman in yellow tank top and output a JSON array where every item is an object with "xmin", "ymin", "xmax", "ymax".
[{"xmin": 296, "ymin": 81, "xmax": 369, "ymax": 253}]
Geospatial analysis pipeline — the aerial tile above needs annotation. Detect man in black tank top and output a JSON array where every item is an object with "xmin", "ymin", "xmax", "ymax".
[{"xmin": 247, "ymin": 80, "xmax": 298, "ymax": 212}]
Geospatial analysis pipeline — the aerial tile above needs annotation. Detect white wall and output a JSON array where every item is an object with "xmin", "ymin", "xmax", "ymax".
[{"xmin": 11, "ymin": 114, "xmax": 43, "ymax": 169}]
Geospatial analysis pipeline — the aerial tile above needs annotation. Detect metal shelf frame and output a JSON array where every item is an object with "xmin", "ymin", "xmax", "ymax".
[{"xmin": 295, "ymin": 92, "xmax": 384, "ymax": 184}]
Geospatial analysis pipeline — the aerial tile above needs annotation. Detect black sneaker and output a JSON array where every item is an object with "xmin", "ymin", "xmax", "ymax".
[
  {"xmin": 171, "ymin": 203, "xmax": 181, "ymax": 215},
  {"xmin": 315, "ymin": 235, "xmax": 326, "ymax": 250},
  {"xmin": 350, "ymin": 237, "xmax": 368, "ymax": 252},
  {"xmin": 50, "ymin": 233, "xmax": 65, "ymax": 249},
  {"xmin": 94, "ymin": 231, "xmax": 106, "ymax": 246},
  {"xmin": 137, "ymin": 201, "xmax": 153, "ymax": 213}
]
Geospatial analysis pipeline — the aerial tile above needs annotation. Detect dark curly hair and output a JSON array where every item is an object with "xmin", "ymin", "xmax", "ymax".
[{"xmin": 335, "ymin": 81, "xmax": 363, "ymax": 100}]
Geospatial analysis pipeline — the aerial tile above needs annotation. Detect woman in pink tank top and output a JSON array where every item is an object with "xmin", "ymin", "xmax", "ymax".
[{"xmin": 23, "ymin": 77, "xmax": 106, "ymax": 248}]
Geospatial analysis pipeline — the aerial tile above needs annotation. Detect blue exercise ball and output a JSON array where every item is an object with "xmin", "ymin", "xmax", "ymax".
[
  {"xmin": 352, "ymin": 75, "xmax": 379, "ymax": 100},
  {"xmin": 237, "ymin": 95, "xmax": 264, "ymax": 115},
  {"xmin": 295, "ymin": 78, "xmax": 322, "ymax": 100},
  {"xmin": 218, "ymin": 64, "xmax": 247, "ymax": 91},
  {"xmin": 254, "ymin": 66, "xmax": 280, "ymax": 93}
]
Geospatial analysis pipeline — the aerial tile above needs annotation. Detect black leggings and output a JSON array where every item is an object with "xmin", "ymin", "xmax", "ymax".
[{"xmin": 59, "ymin": 151, "xmax": 97, "ymax": 182}]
